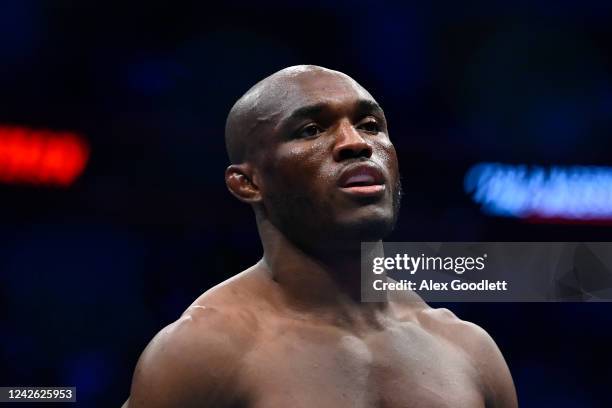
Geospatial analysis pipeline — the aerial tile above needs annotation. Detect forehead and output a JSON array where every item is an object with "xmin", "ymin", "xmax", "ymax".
[
  {"xmin": 252, "ymin": 69, "xmax": 378, "ymax": 124},
  {"xmin": 278, "ymin": 70, "xmax": 375, "ymax": 113}
]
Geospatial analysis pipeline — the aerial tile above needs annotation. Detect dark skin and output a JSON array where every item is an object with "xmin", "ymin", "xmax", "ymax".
[{"xmin": 124, "ymin": 65, "xmax": 518, "ymax": 408}]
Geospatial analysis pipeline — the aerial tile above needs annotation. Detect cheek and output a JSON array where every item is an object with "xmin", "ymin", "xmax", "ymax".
[
  {"xmin": 374, "ymin": 140, "xmax": 400, "ymax": 177},
  {"xmin": 267, "ymin": 141, "xmax": 332, "ymax": 187}
]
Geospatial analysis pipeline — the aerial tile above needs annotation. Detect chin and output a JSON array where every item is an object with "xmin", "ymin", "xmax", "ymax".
[{"xmin": 336, "ymin": 214, "xmax": 397, "ymax": 242}]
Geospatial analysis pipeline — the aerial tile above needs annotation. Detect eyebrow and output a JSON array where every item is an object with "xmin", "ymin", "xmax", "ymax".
[
  {"xmin": 277, "ymin": 99, "xmax": 385, "ymax": 130},
  {"xmin": 355, "ymin": 99, "xmax": 385, "ymax": 117}
]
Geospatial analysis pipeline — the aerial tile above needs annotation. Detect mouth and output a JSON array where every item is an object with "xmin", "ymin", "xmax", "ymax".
[{"xmin": 337, "ymin": 164, "xmax": 386, "ymax": 197}]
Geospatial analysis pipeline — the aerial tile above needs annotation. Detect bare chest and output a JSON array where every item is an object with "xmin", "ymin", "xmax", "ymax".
[{"xmin": 239, "ymin": 322, "xmax": 485, "ymax": 408}]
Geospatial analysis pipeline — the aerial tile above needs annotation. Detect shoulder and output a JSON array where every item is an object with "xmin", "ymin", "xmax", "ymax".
[
  {"xmin": 417, "ymin": 306, "xmax": 489, "ymax": 348},
  {"xmin": 417, "ymin": 307, "xmax": 518, "ymax": 408},
  {"xmin": 417, "ymin": 307, "xmax": 502, "ymax": 366},
  {"xmin": 388, "ymin": 288, "xmax": 502, "ymax": 358},
  {"xmin": 128, "ymin": 299, "xmax": 260, "ymax": 407}
]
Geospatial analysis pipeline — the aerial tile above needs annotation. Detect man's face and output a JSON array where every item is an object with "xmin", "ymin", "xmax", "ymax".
[{"xmin": 253, "ymin": 69, "xmax": 401, "ymax": 248}]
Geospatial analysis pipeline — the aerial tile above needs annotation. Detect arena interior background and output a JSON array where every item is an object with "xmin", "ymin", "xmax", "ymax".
[{"xmin": 1, "ymin": 1, "xmax": 611, "ymax": 406}]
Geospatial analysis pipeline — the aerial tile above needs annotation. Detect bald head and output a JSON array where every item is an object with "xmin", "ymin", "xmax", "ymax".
[
  {"xmin": 224, "ymin": 64, "xmax": 399, "ymax": 247},
  {"xmin": 224, "ymin": 65, "xmax": 376, "ymax": 164}
]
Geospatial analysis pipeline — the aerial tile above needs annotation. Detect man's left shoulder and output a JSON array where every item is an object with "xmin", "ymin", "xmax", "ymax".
[
  {"xmin": 418, "ymin": 307, "xmax": 496, "ymax": 354},
  {"xmin": 417, "ymin": 307, "xmax": 519, "ymax": 408}
]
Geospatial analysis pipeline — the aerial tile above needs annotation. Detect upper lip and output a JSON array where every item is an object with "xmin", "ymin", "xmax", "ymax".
[{"xmin": 337, "ymin": 163, "xmax": 386, "ymax": 187}]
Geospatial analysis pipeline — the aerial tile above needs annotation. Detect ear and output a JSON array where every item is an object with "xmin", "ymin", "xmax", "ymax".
[{"xmin": 225, "ymin": 163, "xmax": 262, "ymax": 203}]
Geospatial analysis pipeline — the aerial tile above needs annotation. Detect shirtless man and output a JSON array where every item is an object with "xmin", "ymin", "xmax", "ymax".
[{"xmin": 124, "ymin": 65, "xmax": 518, "ymax": 407}]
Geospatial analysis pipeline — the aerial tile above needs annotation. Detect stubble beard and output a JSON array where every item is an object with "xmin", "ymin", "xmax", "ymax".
[{"xmin": 264, "ymin": 177, "xmax": 403, "ymax": 253}]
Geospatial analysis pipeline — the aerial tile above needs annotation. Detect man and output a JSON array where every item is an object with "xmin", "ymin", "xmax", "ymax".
[{"xmin": 124, "ymin": 65, "xmax": 518, "ymax": 407}]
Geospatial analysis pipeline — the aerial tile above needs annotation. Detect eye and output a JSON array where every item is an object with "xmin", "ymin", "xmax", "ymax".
[
  {"xmin": 358, "ymin": 119, "xmax": 380, "ymax": 134},
  {"xmin": 296, "ymin": 124, "xmax": 323, "ymax": 139}
]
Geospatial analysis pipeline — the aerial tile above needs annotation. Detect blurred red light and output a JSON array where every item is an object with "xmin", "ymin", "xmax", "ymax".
[{"xmin": 0, "ymin": 126, "xmax": 89, "ymax": 187}]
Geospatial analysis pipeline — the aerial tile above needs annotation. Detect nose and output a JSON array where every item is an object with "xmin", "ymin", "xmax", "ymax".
[{"xmin": 332, "ymin": 120, "xmax": 373, "ymax": 162}]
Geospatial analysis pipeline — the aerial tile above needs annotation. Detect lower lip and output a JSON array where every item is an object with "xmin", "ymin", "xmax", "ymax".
[{"xmin": 339, "ymin": 184, "xmax": 386, "ymax": 197}]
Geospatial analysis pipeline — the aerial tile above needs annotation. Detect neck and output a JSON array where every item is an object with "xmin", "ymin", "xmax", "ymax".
[{"xmin": 256, "ymin": 215, "xmax": 389, "ymax": 321}]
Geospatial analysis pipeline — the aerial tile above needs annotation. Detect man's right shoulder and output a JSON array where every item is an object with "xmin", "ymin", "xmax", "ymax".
[{"xmin": 128, "ymin": 304, "xmax": 257, "ymax": 408}]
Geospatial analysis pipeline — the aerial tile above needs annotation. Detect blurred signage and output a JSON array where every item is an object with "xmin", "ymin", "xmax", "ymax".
[
  {"xmin": 0, "ymin": 125, "xmax": 89, "ymax": 187},
  {"xmin": 465, "ymin": 163, "xmax": 612, "ymax": 222}
]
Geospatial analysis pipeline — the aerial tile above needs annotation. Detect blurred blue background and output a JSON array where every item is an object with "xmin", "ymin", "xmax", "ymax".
[{"xmin": 1, "ymin": 1, "xmax": 612, "ymax": 406}]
